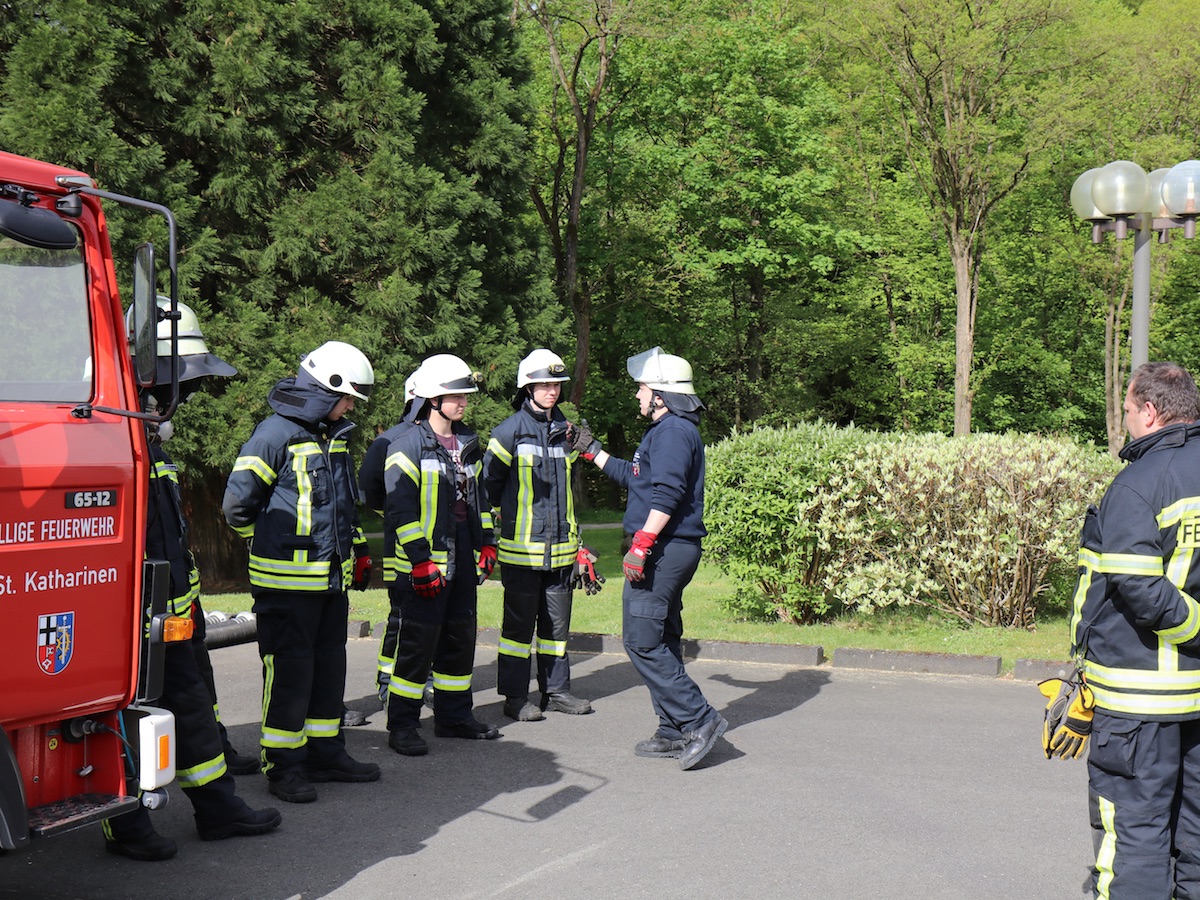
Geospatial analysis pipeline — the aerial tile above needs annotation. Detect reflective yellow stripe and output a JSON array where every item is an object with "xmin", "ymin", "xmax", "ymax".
[
  {"xmin": 432, "ymin": 670, "xmax": 471, "ymax": 692},
  {"xmin": 1095, "ymin": 794, "xmax": 1116, "ymax": 898},
  {"xmin": 498, "ymin": 637, "xmax": 531, "ymax": 659},
  {"xmin": 487, "ymin": 437, "xmax": 513, "ymax": 466},
  {"xmin": 536, "ymin": 637, "xmax": 567, "ymax": 658},
  {"xmin": 177, "ymin": 752, "xmax": 227, "ymax": 789},
  {"xmin": 261, "ymin": 727, "xmax": 306, "ymax": 749},
  {"xmin": 305, "ymin": 717, "xmax": 340, "ymax": 739},
  {"xmin": 1097, "ymin": 552, "xmax": 1164, "ymax": 576},
  {"xmin": 248, "ymin": 553, "xmax": 331, "ymax": 591},
  {"xmin": 232, "ymin": 455, "xmax": 276, "ymax": 484},
  {"xmin": 388, "ymin": 449, "xmax": 420, "ymax": 483},
  {"xmin": 1158, "ymin": 497, "xmax": 1200, "ymax": 529},
  {"xmin": 1085, "ymin": 659, "xmax": 1200, "ymax": 716},
  {"xmin": 388, "ymin": 677, "xmax": 425, "ymax": 700},
  {"xmin": 497, "ymin": 539, "xmax": 579, "ymax": 568}
]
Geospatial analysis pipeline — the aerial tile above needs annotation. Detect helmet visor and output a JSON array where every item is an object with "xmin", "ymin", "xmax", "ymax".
[{"xmin": 441, "ymin": 371, "xmax": 482, "ymax": 393}]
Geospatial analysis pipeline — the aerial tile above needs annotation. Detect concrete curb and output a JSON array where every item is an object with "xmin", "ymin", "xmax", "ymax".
[{"xmin": 349, "ymin": 619, "xmax": 1064, "ymax": 679}]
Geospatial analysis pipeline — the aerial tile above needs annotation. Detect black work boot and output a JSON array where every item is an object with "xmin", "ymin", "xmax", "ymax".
[
  {"xmin": 268, "ymin": 770, "xmax": 317, "ymax": 804},
  {"xmin": 389, "ymin": 728, "xmax": 429, "ymax": 756},
  {"xmin": 503, "ymin": 696, "xmax": 545, "ymax": 722},
  {"xmin": 196, "ymin": 806, "xmax": 282, "ymax": 841},
  {"xmin": 541, "ymin": 691, "xmax": 593, "ymax": 715},
  {"xmin": 104, "ymin": 830, "xmax": 178, "ymax": 862}
]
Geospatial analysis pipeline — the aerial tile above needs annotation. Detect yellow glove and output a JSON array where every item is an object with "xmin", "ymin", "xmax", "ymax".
[{"xmin": 1038, "ymin": 677, "xmax": 1095, "ymax": 760}]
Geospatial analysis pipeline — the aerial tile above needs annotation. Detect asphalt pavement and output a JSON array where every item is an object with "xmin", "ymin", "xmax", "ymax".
[{"xmin": 1, "ymin": 634, "xmax": 1094, "ymax": 899}]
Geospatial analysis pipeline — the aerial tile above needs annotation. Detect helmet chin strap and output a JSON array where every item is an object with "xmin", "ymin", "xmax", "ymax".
[
  {"xmin": 431, "ymin": 397, "xmax": 453, "ymax": 423},
  {"xmin": 525, "ymin": 390, "xmax": 555, "ymax": 413}
]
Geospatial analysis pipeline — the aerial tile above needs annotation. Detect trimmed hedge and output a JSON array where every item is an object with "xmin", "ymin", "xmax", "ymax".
[{"xmin": 705, "ymin": 425, "xmax": 1119, "ymax": 627}]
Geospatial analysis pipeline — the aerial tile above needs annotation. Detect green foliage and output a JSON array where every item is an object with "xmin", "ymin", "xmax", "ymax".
[
  {"xmin": 705, "ymin": 422, "xmax": 883, "ymax": 623},
  {"xmin": 707, "ymin": 426, "xmax": 1120, "ymax": 627}
]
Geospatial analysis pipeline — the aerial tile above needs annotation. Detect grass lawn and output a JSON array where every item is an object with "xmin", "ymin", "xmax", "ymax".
[{"xmin": 206, "ymin": 521, "xmax": 1073, "ymax": 674}]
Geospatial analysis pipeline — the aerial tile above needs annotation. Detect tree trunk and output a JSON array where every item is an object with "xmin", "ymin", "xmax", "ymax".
[
  {"xmin": 182, "ymin": 469, "xmax": 249, "ymax": 591},
  {"xmin": 951, "ymin": 237, "xmax": 976, "ymax": 437}
]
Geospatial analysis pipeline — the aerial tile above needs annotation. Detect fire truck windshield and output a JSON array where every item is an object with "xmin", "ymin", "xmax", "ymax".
[{"xmin": 0, "ymin": 233, "xmax": 92, "ymax": 402}]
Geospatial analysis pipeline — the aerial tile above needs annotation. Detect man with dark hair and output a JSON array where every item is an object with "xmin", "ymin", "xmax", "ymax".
[{"xmin": 1055, "ymin": 361, "xmax": 1200, "ymax": 897}]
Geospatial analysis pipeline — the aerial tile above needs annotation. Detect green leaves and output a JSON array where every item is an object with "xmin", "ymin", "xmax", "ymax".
[{"xmin": 707, "ymin": 425, "xmax": 1119, "ymax": 627}]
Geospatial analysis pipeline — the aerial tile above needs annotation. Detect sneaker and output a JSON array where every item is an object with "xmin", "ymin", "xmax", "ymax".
[
  {"xmin": 196, "ymin": 806, "xmax": 282, "ymax": 841},
  {"xmin": 388, "ymin": 728, "xmax": 429, "ymax": 756},
  {"xmin": 434, "ymin": 718, "xmax": 500, "ymax": 740},
  {"xmin": 541, "ymin": 691, "xmax": 593, "ymax": 715},
  {"xmin": 223, "ymin": 745, "xmax": 260, "ymax": 776},
  {"xmin": 503, "ymin": 697, "xmax": 545, "ymax": 722},
  {"xmin": 679, "ymin": 714, "xmax": 729, "ymax": 771},
  {"xmin": 306, "ymin": 755, "xmax": 381, "ymax": 783},
  {"xmin": 267, "ymin": 771, "xmax": 317, "ymax": 804},
  {"xmin": 104, "ymin": 831, "xmax": 178, "ymax": 862},
  {"xmin": 634, "ymin": 734, "xmax": 687, "ymax": 759}
]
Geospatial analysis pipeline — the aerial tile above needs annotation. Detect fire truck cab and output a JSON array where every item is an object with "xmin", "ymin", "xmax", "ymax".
[{"xmin": 0, "ymin": 150, "xmax": 182, "ymax": 850}]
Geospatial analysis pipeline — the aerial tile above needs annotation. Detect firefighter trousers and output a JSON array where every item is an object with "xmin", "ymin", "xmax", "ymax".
[
  {"xmin": 253, "ymin": 588, "xmax": 349, "ymax": 779},
  {"xmin": 622, "ymin": 537, "xmax": 719, "ymax": 741},
  {"xmin": 497, "ymin": 564, "xmax": 574, "ymax": 699},
  {"xmin": 106, "ymin": 633, "xmax": 248, "ymax": 841},
  {"xmin": 387, "ymin": 528, "xmax": 478, "ymax": 732},
  {"xmin": 1088, "ymin": 712, "xmax": 1200, "ymax": 899}
]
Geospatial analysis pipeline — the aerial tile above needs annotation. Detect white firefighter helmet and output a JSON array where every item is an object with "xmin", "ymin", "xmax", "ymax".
[
  {"xmin": 626, "ymin": 346, "xmax": 696, "ymax": 395},
  {"xmin": 126, "ymin": 295, "xmax": 237, "ymax": 383},
  {"xmin": 300, "ymin": 340, "xmax": 374, "ymax": 400},
  {"xmin": 516, "ymin": 349, "xmax": 570, "ymax": 388},
  {"xmin": 413, "ymin": 354, "xmax": 481, "ymax": 398}
]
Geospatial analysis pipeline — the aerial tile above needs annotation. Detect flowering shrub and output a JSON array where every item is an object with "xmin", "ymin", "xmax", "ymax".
[{"xmin": 706, "ymin": 426, "xmax": 1120, "ymax": 627}]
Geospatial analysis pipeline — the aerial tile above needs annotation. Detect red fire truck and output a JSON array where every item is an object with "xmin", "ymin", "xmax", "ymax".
[{"xmin": 0, "ymin": 150, "xmax": 185, "ymax": 850}]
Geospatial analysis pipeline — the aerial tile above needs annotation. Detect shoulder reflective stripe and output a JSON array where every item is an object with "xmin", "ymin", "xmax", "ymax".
[
  {"xmin": 1094, "ymin": 795, "xmax": 1116, "ymax": 898},
  {"xmin": 1158, "ymin": 497, "xmax": 1200, "ymax": 529},
  {"xmin": 151, "ymin": 460, "xmax": 178, "ymax": 483},
  {"xmin": 388, "ymin": 450, "xmax": 420, "ymax": 483},
  {"xmin": 487, "ymin": 437, "xmax": 513, "ymax": 465},
  {"xmin": 233, "ymin": 455, "xmax": 277, "ymax": 484},
  {"xmin": 1097, "ymin": 553, "xmax": 1164, "ymax": 576}
]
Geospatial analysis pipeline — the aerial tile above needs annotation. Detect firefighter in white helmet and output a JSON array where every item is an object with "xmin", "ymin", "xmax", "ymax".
[
  {"xmin": 105, "ymin": 298, "xmax": 280, "ymax": 860},
  {"xmin": 223, "ymin": 340, "xmax": 381, "ymax": 803},
  {"xmin": 573, "ymin": 347, "xmax": 728, "ymax": 770},
  {"xmin": 483, "ymin": 349, "xmax": 599, "ymax": 722},
  {"xmin": 382, "ymin": 354, "xmax": 501, "ymax": 755},
  {"xmin": 358, "ymin": 367, "xmax": 423, "ymax": 701}
]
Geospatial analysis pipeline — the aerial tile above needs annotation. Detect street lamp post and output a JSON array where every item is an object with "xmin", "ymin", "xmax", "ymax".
[{"xmin": 1071, "ymin": 160, "xmax": 1200, "ymax": 370}]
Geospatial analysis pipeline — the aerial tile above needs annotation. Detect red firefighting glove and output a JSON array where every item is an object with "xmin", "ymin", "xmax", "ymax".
[
  {"xmin": 411, "ymin": 560, "xmax": 445, "ymax": 599},
  {"xmin": 1039, "ymin": 675, "xmax": 1095, "ymax": 760},
  {"xmin": 572, "ymin": 546, "xmax": 605, "ymax": 595},
  {"xmin": 623, "ymin": 530, "xmax": 657, "ymax": 583},
  {"xmin": 477, "ymin": 544, "xmax": 498, "ymax": 585},
  {"xmin": 570, "ymin": 419, "xmax": 602, "ymax": 461},
  {"xmin": 351, "ymin": 548, "xmax": 372, "ymax": 591}
]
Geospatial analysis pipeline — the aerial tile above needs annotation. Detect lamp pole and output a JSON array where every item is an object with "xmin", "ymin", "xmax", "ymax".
[{"xmin": 1072, "ymin": 160, "xmax": 1200, "ymax": 372}]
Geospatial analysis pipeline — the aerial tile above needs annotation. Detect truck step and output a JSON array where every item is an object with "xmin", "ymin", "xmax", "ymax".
[{"xmin": 28, "ymin": 794, "xmax": 140, "ymax": 838}]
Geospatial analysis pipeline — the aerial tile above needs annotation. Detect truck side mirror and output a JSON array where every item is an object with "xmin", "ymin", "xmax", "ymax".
[{"xmin": 132, "ymin": 244, "xmax": 157, "ymax": 388}]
